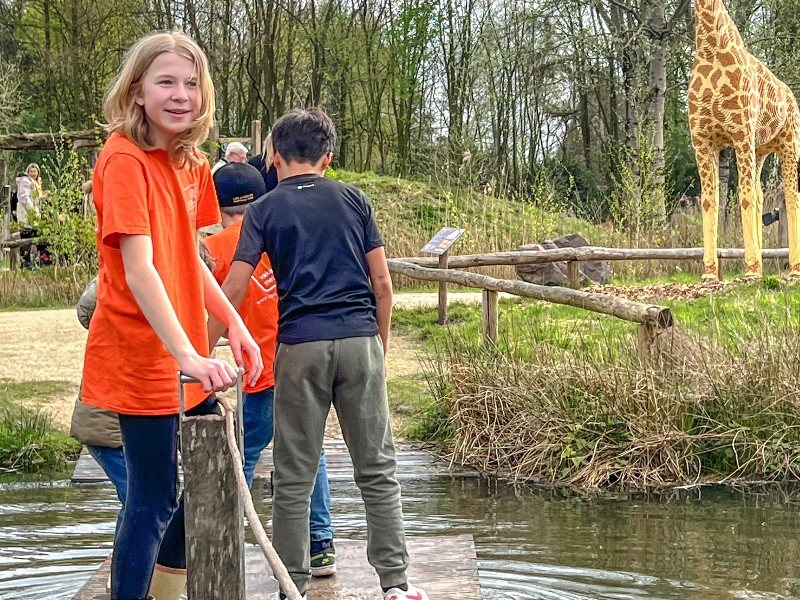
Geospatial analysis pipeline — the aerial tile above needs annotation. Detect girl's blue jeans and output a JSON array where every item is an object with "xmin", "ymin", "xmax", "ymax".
[{"xmin": 111, "ymin": 395, "xmax": 218, "ymax": 600}]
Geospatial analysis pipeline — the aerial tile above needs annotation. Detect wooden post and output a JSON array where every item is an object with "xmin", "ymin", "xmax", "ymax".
[
  {"xmin": 637, "ymin": 322, "xmax": 660, "ymax": 363},
  {"xmin": 2, "ymin": 182, "xmax": 9, "ymax": 245},
  {"xmin": 481, "ymin": 289, "xmax": 498, "ymax": 345},
  {"xmin": 251, "ymin": 120, "xmax": 262, "ymax": 157},
  {"xmin": 181, "ymin": 414, "xmax": 245, "ymax": 600},
  {"xmin": 716, "ymin": 250, "xmax": 724, "ymax": 281},
  {"xmin": 438, "ymin": 251, "xmax": 448, "ymax": 325},
  {"xmin": 566, "ymin": 260, "xmax": 580, "ymax": 289},
  {"xmin": 210, "ymin": 122, "xmax": 221, "ymax": 162}
]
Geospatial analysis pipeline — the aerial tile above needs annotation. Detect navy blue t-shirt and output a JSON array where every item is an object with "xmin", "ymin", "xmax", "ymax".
[{"xmin": 234, "ymin": 173, "xmax": 385, "ymax": 344}]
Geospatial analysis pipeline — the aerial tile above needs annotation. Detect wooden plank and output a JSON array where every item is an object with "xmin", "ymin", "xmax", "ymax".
[
  {"xmin": 73, "ymin": 439, "xmax": 479, "ymax": 484},
  {"xmin": 181, "ymin": 414, "xmax": 246, "ymax": 600},
  {"xmin": 0, "ymin": 129, "xmax": 104, "ymax": 150},
  {"xmin": 73, "ymin": 535, "xmax": 480, "ymax": 600}
]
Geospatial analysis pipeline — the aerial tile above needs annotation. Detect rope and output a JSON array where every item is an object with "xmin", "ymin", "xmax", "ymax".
[{"xmin": 216, "ymin": 394, "xmax": 304, "ymax": 600}]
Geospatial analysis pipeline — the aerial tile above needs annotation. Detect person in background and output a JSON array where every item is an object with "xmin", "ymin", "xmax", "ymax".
[
  {"xmin": 15, "ymin": 163, "xmax": 44, "ymax": 227},
  {"xmin": 247, "ymin": 132, "xmax": 278, "ymax": 192},
  {"xmin": 211, "ymin": 140, "xmax": 248, "ymax": 174}
]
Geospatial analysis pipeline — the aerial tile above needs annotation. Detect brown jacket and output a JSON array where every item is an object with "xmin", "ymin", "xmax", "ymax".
[{"xmin": 69, "ymin": 278, "xmax": 123, "ymax": 448}]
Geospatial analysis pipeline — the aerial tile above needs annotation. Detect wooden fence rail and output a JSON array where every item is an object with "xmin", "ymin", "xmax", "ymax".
[
  {"xmin": 387, "ymin": 259, "xmax": 672, "ymax": 355},
  {"xmin": 398, "ymin": 246, "xmax": 790, "ymax": 269}
]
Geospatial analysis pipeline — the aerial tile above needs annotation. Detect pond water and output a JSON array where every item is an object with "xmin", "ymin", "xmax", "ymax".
[{"xmin": 2, "ymin": 473, "xmax": 800, "ymax": 599}]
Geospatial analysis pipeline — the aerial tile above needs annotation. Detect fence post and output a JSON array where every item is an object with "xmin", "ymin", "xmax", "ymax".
[
  {"xmin": 716, "ymin": 250, "xmax": 724, "ymax": 281},
  {"xmin": 181, "ymin": 414, "xmax": 246, "ymax": 600},
  {"xmin": 251, "ymin": 120, "xmax": 262, "ymax": 157},
  {"xmin": 2, "ymin": 182, "xmax": 9, "ymax": 247},
  {"xmin": 210, "ymin": 122, "xmax": 221, "ymax": 162},
  {"xmin": 481, "ymin": 289, "xmax": 498, "ymax": 345},
  {"xmin": 566, "ymin": 260, "xmax": 580, "ymax": 289},
  {"xmin": 438, "ymin": 250, "xmax": 448, "ymax": 325}
]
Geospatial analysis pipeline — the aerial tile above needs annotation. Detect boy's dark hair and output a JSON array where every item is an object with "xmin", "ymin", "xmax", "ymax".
[{"xmin": 271, "ymin": 108, "xmax": 336, "ymax": 164}]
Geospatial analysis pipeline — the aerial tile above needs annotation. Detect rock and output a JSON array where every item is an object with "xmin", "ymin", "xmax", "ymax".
[{"xmin": 516, "ymin": 233, "xmax": 612, "ymax": 286}]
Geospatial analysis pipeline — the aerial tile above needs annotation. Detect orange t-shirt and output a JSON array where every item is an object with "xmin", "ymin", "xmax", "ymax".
[
  {"xmin": 81, "ymin": 133, "xmax": 221, "ymax": 415},
  {"xmin": 204, "ymin": 221, "xmax": 278, "ymax": 392}
]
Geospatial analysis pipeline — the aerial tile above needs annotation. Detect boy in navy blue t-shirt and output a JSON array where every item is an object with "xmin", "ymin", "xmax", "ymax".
[{"xmin": 223, "ymin": 108, "xmax": 428, "ymax": 600}]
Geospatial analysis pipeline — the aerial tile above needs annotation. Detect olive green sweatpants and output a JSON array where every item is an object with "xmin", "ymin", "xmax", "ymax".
[{"xmin": 272, "ymin": 335, "xmax": 409, "ymax": 595}]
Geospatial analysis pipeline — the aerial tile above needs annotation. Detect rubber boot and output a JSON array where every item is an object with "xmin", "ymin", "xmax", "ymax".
[{"xmin": 148, "ymin": 564, "xmax": 186, "ymax": 600}]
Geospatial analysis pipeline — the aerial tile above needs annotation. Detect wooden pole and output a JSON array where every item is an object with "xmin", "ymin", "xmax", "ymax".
[
  {"xmin": 438, "ymin": 251, "xmax": 448, "ymax": 325},
  {"xmin": 251, "ymin": 120, "xmax": 262, "ymax": 157},
  {"xmin": 388, "ymin": 259, "xmax": 673, "ymax": 329},
  {"xmin": 481, "ymin": 289, "xmax": 499, "ymax": 345},
  {"xmin": 396, "ymin": 246, "xmax": 790, "ymax": 269},
  {"xmin": 566, "ymin": 260, "xmax": 580, "ymax": 289},
  {"xmin": 1, "ymin": 158, "xmax": 9, "ymax": 243},
  {"xmin": 0, "ymin": 129, "xmax": 104, "ymax": 150},
  {"xmin": 210, "ymin": 122, "xmax": 221, "ymax": 162},
  {"xmin": 181, "ymin": 414, "xmax": 245, "ymax": 600}
]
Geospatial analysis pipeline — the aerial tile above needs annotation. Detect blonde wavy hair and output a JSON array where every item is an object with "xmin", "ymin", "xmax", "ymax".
[
  {"xmin": 263, "ymin": 131, "xmax": 274, "ymax": 167},
  {"xmin": 103, "ymin": 31, "xmax": 215, "ymax": 167}
]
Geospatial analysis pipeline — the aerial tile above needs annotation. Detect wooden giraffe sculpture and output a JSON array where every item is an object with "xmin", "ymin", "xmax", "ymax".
[{"xmin": 689, "ymin": 0, "xmax": 800, "ymax": 279}]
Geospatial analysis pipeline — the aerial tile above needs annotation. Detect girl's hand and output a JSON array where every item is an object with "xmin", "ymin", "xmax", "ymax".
[
  {"xmin": 178, "ymin": 352, "xmax": 237, "ymax": 393},
  {"xmin": 225, "ymin": 320, "xmax": 263, "ymax": 387}
]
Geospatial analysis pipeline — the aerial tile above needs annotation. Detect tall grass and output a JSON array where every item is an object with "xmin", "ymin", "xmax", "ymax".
[
  {"xmin": 0, "ymin": 405, "xmax": 81, "ymax": 472},
  {"xmin": 404, "ymin": 287, "xmax": 800, "ymax": 490},
  {"xmin": 0, "ymin": 265, "xmax": 95, "ymax": 309}
]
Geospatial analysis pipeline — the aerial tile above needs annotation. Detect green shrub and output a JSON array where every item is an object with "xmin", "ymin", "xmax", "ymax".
[{"xmin": 0, "ymin": 406, "xmax": 80, "ymax": 473}]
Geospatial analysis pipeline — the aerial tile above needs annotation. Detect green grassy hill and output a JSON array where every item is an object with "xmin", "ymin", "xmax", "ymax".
[{"xmin": 332, "ymin": 169, "xmax": 605, "ymax": 259}]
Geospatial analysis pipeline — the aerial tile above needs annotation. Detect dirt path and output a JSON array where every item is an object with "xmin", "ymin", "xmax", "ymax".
[{"xmin": 0, "ymin": 293, "xmax": 445, "ymax": 430}]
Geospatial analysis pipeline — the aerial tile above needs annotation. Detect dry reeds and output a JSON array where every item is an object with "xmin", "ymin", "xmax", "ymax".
[
  {"xmin": 0, "ymin": 265, "xmax": 95, "ymax": 309},
  {"xmin": 429, "ymin": 322, "xmax": 800, "ymax": 490}
]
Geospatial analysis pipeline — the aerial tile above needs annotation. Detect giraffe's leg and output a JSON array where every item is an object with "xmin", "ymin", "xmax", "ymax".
[
  {"xmin": 696, "ymin": 147, "xmax": 721, "ymax": 280},
  {"xmin": 754, "ymin": 153, "xmax": 768, "ymax": 256},
  {"xmin": 735, "ymin": 144, "xmax": 762, "ymax": 277},
  {"xmin": 777, "ymin": 146, "xmax": 800, "ymax": 276}
]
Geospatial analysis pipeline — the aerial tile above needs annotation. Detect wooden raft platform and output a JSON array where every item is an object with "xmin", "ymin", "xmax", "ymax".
[
  {"xmin": 72, "ymin": 438, "xmax": 478, "ymax": 484},
  {"xmin": 73, "ymin": 534, "xmax": 480, "ymax": 599}
]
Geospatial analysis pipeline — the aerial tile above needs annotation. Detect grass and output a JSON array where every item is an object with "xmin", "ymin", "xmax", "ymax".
[
  {"xmin": 0, "ymin": 264, "xmax": 96, "ymax": 310},
  {"xmin": 393, "ymin": 280, "xmax": 800, "ymax": 489},
  {"xmin": 0, "ymin": 379, "xmax": 81, "ymax": 473}
]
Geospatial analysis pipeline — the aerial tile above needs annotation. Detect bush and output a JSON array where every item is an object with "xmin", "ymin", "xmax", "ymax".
[
  {"xmin": 36, "ymin": 139, "xmax": 97, "ymax": 267},
  {"xmin": 0, "ymin": 405, "xmax": 81, "ymax": 473}
]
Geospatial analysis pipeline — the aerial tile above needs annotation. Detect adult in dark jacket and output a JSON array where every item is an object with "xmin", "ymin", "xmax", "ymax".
[{"xmin": 248, "ymin": 132, "xmax": 279, "ymax": 194}]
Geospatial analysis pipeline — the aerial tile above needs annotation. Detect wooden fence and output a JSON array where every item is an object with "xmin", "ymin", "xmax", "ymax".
[{"xmin": 388, "ymin": 246, "xmax": 790, "ymax": 356}]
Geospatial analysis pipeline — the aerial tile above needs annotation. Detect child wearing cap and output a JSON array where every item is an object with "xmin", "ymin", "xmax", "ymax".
[{"xmin": 205, "ymin": 161, "xmax": 337, "ymax": 576}]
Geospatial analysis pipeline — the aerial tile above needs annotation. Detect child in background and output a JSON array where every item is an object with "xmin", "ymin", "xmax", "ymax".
[
  {"xmin": 80, "ymin": 31, "xmax": 262, "ymax": 600},
  {"xmin": 220, "ymin": 108, "xmax": 428, "ymax": 600}
]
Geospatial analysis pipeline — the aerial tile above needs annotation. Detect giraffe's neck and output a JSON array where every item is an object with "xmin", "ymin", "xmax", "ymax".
[{"xmin": 694, "ymin": 0, "xmax": 743, "ymax": 58}]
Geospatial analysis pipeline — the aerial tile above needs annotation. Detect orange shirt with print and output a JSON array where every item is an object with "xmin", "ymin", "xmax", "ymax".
[
  {"xmin": 204, "ymin": 221, "xmax": 278, "ymax": 392},
  {"xmin": 81, "ymin": 133, "xmax": 221, "ymax": 415}
]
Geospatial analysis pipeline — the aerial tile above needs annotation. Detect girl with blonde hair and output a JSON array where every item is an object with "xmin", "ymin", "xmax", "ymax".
[
  {"xmin": 15, "ymin": 162, "xmax": 43, "ymax": 226},
  {"xmin": 81, "ymin": 30, "xmax": 263, "ymax": 600}
]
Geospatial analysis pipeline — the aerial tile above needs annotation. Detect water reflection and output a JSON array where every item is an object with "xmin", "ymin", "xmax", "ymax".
[{"xmin": 2, "ymin": 474, "xmax": 800, "ymax": 599}]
